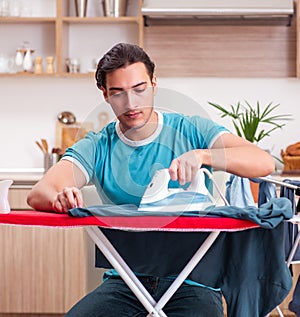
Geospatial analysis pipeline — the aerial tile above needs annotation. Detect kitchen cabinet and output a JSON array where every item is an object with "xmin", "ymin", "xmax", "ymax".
[
  {"xmin": 0, "ymin": 0, "xmax": 143, "ymax": 77},
  {"xmin": 0, "ymin": 224, "xmax": 90, "ymax": 314},
  {"xmin": 144, "ymin": 21, "xmax": 297, "ymax": 78},
  {"xmin": 8, "ymin": 187, "xmax": 33, "ymax": 210},
  {"xmin": 0, "ymin": 183, "xmax": 102, "ymax": 314}
]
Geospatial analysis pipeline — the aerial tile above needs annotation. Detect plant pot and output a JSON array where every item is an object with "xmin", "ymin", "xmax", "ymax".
[{"xmin": 250, "ymin": 180, "xmax": 259, "ymax": 203}]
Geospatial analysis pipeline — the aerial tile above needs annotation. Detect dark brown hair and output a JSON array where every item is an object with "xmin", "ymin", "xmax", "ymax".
[{"xmin": 95, "ymin": 43, "xmax": 155, "ymax": 89}]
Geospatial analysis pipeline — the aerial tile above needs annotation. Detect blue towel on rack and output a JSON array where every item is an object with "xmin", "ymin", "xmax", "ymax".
[
  {"xmin": 225, "ymin": 175, "xmax": 255, "ymax": 207},
  {"xmin": 250, "ymin": 177, "xmax": 277, "ymax": 206}
]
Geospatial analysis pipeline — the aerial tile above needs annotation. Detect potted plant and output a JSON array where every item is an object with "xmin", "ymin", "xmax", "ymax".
[
  {"xmin": 208, "ymin": 100, "xmax": 292, "ymax": 201},
  {"xmin": 208, "ymin": 100, "xmax": 291, "ymax": 144}
]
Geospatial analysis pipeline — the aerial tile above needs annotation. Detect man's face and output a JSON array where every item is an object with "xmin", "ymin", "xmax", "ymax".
[{"xmin": 102, "ymin": 62, "xmax": 157, "ymax": 134}]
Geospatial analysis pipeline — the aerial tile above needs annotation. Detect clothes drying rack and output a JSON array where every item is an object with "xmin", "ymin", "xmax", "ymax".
[
  {"xmin": 259, "ymin": 176, "xmax": 300, "ymax": 195},
  {"xmin": 0, "ymin": 174, "xmax": 299, "ymax": 317},
  {"xmin": 258, "ymin": 176, "xmax": 300, "ymax": 267},
  {"xmin": 258, "ymin": 176, "xmax": 300, "ymax": 317}
]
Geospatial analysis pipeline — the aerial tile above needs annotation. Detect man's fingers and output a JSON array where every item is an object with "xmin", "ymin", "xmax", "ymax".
[{"xmin": 63, "ymin": 187, "xmax": 79, "ymax": 208}]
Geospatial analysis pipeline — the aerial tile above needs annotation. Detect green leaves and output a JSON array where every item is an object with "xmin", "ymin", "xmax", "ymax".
[{"xmin": 208, "ymin": 100, "xmax": 292, "ymax": 143}]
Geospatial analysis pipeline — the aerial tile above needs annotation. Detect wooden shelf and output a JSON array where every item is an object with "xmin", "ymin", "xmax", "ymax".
[
  {"xmin": 0, "ymin": 17, "xmax": 56, "ymax": 23},
  {"xmin": 0, "ymin": 72, "xmax": 57, "ymax": 77},
  {"xmin": 0, "ymin": 0, "xmax": 143, "ymax": 77},
  {"xmin": 61, "ymin": 16, "xmax": 141, "ymax": 23}
]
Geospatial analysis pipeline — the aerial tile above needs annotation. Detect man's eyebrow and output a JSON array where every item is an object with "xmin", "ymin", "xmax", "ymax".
[
  {"xmin": 132, "ymin": 81, "xmax": 147, "ymax": 88},
  {"xmin": 108, "ymin": 81, "xmax": 147, "ymax": 92}
]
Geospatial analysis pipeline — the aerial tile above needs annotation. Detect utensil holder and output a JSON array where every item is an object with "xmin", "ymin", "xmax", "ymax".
[
  {"xmin": 102, "ymin": 0, "xmax": 127, "ymax": 17},
  {"xmin": 44, "ymin": 153, "xmax": 58, "ymax": 173},
  {"xmin": 75, "ymin": 0, "xmax": 88, "ymax": 17},
  {"xmin": 102, "ymin": 0, "xmax": 112, "ymax": 16},
  {"xmin": 113, "ymin": 0, "xmax": 127, "ymax": 17}
]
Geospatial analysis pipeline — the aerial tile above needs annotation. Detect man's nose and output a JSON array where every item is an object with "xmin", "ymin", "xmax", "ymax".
[{"xmin": 126, "ymin": 90, "xmax": 138, "ymax": 109}]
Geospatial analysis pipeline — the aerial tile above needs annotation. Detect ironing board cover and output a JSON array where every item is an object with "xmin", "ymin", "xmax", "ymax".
[{"xmin": 0, "ymin": 210, "xmax": 259, "ymax": 231}]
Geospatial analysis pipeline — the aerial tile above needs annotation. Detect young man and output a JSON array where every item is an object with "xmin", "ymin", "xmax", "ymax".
[{"xmin": 27, "ymin": 43, "xmax": 275, "ymax": 316}]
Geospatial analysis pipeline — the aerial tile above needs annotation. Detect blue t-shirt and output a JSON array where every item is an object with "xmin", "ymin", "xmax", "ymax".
[
  {"xmin": 63, "ymin": 111, "xmax": 228, "ymax": 206},
  {"xmin": 64, "ymin": 111, "xmax": 228, "ymax": 290}
]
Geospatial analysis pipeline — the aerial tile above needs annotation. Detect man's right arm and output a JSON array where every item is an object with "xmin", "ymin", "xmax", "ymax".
[{"xmin": 27, "ymin": 159, "xmax": 87, "ymax": 213}]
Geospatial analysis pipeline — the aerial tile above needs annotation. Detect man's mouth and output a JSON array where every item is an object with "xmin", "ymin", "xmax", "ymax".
[{"xmin": 125, "ymin": 111, "xmax": 142, "ymax": 119}]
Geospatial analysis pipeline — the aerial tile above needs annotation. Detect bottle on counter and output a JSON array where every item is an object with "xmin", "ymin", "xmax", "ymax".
[
  {"xmin": 46, "ymin": 56, "xmax": 55, "ymax": 74},
  {"xmin": 23, "ymin": 49, "xmax": 33, "ymax": 72},
  {"xmin": 34, "ymin": 56, "xmax": 43, "ymax": 74}
]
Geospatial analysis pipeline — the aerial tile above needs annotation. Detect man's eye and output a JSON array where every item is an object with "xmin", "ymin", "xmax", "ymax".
[
  {"xmin": 112, "ymin": 91, "xmax": 126, "ymax": 98},
  {"xmin": 133, "ymin": 88, "xmax": 146, "ymax": 94}
]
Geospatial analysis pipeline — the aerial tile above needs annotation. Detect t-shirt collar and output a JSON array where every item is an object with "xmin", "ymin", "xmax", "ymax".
[{"xmin": 116, "ymin": 111, "xmax": 163, "ymax": 147}]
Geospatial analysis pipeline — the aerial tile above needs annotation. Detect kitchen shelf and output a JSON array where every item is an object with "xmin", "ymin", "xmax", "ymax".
[
  {"xmin": 0, "ymin": 17, "xmax": 56, "ymax": 23},
  {"xmin": 2, "ymin": 0, "xmax": 297, "ymax": 77},
  {"xmin": 59, "ymin": 72, "xmax": 94, "ymax": 78},
  {"xmin": 0, "ymin": 0, "xmax": 143, "ymax": 77},
  {"xmin": 0, "ymin": 72, "xmax": 57, "ymax": 77},
  {"xmin": 61, "ymin": 16, "xmax": 141, "ymax": 23}
]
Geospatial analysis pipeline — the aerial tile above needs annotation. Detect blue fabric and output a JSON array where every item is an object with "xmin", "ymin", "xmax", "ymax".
[
  {"xmin": 69, "ymin": 197, "xmax": 292, "ymax": 229},
  {"xmin": 225, "ymin": 175, "xmax": 255, "ymax": 207},
  {"xmin": 250, "ymin": 177, "xmax": 278, "ymax": 206},
  {"xmin": 63, "ymin": 112, "xmax": 228, "ymax": 206}
]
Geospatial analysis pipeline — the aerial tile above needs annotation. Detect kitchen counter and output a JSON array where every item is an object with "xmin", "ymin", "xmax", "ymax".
[
  {"xmin": 0, "ymin": 168, "xmax": 44, "ymax": 187},
  {"xmin": 0, "ymin": 168, "xmax": 43, "ymax": 210}
]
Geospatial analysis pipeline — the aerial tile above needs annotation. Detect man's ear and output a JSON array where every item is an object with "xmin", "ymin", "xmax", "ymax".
[
  {"xmin": 152, "ymin": 75, "xmax": 157, "ymax": 95},
  {"xmin": 101, "ymin": 87, "xmax": 108, "ymax": 101}
]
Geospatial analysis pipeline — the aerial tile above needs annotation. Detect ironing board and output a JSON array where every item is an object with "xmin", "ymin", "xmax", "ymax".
[{"xmin": 0, "ymin": 210, "xmax": 261, "ymax": 317}]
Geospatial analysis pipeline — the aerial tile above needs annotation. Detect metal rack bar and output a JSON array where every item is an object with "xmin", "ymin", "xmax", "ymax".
[{"xmin": 258, "ymin": 176, "xmax": 300, "ymax": 192}]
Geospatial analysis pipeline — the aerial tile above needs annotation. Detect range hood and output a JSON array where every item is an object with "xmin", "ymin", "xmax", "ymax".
[{"xmin": 142, "ymin": 0, "xmax": 294, "ymax": 23}]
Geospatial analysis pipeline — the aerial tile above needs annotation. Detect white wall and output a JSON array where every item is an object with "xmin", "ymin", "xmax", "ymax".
[{"xmin": 0, "ymin": 76, "xmax": 299, "ymax": 170}]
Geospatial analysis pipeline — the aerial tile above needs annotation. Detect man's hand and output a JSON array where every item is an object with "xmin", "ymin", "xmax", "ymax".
[
  {"xmin": 169, "ymin": 150, "xmax": 204, "ymax": 185},
  {"xmin": 27, "ymin": 160, "xmax": 87, "ymax": 213},
  {"xmin": 52, "ymin": 186, "xmax": 83, "ymax": 213}
]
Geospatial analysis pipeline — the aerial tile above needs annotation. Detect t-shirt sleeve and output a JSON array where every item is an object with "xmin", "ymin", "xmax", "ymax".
[
  {"xmin": 189, "ymin": 116, "xmax": 230, "ymax": 149},
  {"xmin": 62, "ymin": 131, "xmax": 99, "ymax": 183}
]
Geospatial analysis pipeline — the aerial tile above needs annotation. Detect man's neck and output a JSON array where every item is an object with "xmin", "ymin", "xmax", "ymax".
[{"xmin": 120, "ymin": 111, "xmax": 158, "ymax": 141}]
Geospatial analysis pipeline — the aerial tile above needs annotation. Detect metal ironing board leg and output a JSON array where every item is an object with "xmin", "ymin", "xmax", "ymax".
[
  {"xmin": 86, "ymin": 226, "xmax": 220, "ymax": 317},
  {"xmin": 85, "ymin": 226, "xmax": 167, "ymax": 317},
  {"xmin": 147, "ymin": 231, "xmax": 220, "ymax": 317}
]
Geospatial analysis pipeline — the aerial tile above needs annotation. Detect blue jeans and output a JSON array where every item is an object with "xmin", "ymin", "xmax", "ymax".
[{"xmin": 65, "ymin": 276, "xmax": 223, "ymax": 317}]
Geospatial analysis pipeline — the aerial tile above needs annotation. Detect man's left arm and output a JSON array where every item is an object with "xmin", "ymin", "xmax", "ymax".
[{"xmin": 169, "ymin": 133, "xmax": 275, "ymax": 185}]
